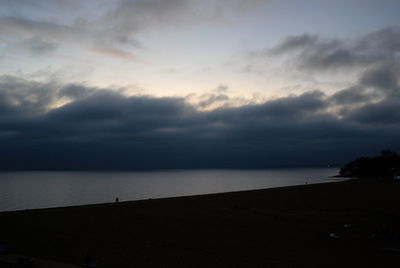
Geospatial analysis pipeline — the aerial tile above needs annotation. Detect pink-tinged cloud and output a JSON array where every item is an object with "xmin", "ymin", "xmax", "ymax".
[{"xmin": 90, "ymin": 46, "xmax": 135, "ymax": 60}]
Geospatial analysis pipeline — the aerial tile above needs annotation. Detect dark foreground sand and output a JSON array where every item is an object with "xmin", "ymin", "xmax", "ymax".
[{"xmin": 1, "ymin": 179, "xmax": 400, "ymax": 267}]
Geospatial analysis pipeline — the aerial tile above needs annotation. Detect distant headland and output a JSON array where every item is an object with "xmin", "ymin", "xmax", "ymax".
[{"xmin": 339, "ymin": 150, "xmax": 400, "ymax": 180}]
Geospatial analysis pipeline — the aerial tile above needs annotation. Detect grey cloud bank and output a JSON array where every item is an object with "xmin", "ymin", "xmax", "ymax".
[
  {"xmin": 0, "ymin": 0, "xmax": 269, "ymax": 59},
  {"xmin": 1, "ymin": 3, "xmax": 400, "ymax": 171},
  {"xmin": 0, "ymin": 73, "xmax": 399, "ymax": 170},
  {"xmin": 269, "ymin": 26, "xmax": 400, "ymax": 70}
]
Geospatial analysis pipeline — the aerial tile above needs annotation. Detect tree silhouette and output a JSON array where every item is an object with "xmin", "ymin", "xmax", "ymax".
[{"xmin": 340, "ymin": 150, "xmax": 400, "ymax": 179}]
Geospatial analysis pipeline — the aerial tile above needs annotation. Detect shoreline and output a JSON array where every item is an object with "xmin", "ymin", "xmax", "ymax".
[
  {"xmin": 0, "ymin": 178, "xmax": 348, "ymax": 214},
  {"xmin": 1, "ymin": 179, "xmax": 400, "ymax": 267}
]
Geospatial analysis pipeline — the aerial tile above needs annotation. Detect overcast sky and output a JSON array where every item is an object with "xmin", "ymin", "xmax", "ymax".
[{"xmin": 0, "ymin": 0, "xmax": 400, "ymax": 169}]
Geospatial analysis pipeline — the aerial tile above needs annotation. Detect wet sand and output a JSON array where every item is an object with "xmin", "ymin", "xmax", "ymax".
[{"xmin": 1, "ymin": 179, "xmax": 400, "ymax": 267}]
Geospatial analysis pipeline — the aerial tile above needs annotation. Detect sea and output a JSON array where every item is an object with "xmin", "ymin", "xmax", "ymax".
[{"xmin": 0, "ymin": 168, "xmax": 343, "ymax": 212}]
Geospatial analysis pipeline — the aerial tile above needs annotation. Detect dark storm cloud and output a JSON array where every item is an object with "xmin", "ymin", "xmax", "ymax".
[
  {"xmin": 359, "ymin": 63, "xmax": 399, "ymax": 92},
  {"xmin": 0, "ymin": 76, "xmax": 399, "ymax": 170},
  {"xmin": 265, "ymin": 27, "xmax": 400, "ymax": 129},
  {"xmin": 0, "ymin": 75, "xmax": 58, "ymax": 116},
  {"xmin": 328, "ymin": 60, "xmax": 400, "ymax": 123},
  {"xmin": 270, "ymin": 27, "xmax": 400, "ymax": 70},
  {"xmin": 334, "ymin": 64, "xmax": 399, "ymax": 125},
  {"xmin": 329, "ymin": 86, "xmax": 372, "ymax": 106},
  {"xmin": 329, "ymin": 63, "xmax": 399, "ymax": 108},
  {"xmin": 346, "ymin": 100, "xmax": 400, "ymax": 125}
]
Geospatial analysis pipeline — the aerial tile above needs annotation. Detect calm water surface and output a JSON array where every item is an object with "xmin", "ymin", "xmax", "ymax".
[{"xmin": 0, "ymin": 168, "xmax": 341, "ymax": 212}]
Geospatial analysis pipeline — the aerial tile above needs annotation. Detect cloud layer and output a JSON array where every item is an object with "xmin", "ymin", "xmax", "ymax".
[
  {"xmin": 0, "ymin": 72, "xmax": 399, "ymax": 170},
  {"xmin": 1, "ymin": 22, "xmax": 400, "ymax": 169},
  {"xmin": 0, "ymin": 0, "xmax": 269, "ymax": 59},
  {"xmin": 270, "ymin": 26, "xmax": 400, "ymax": 70}
]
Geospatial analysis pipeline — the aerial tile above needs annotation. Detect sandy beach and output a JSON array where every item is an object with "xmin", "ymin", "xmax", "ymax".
[{"xmin": 1, "ymin": 179, "xmax": 400, "ymax": 267}]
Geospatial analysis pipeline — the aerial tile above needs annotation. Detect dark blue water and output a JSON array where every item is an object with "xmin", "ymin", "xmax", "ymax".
[{"xmin": 0, "ymin": 168, "xmax": 342, "ymax": 212}]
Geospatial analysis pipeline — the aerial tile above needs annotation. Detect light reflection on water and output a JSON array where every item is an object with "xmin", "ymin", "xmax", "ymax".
[{"xmin": 0, "ymin": 168, "xmax": 340, "ymax": 212}]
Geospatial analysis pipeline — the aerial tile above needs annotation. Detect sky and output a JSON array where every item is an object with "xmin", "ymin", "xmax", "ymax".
[{"xmin": 0, "ymin": 0, "xmax": 400, "ymax": 169}]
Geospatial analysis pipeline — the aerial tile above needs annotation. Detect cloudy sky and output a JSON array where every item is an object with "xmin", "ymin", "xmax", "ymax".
[{"xmin": 1, "ymin": 0, "xmax": 400, "ymax": 169}]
